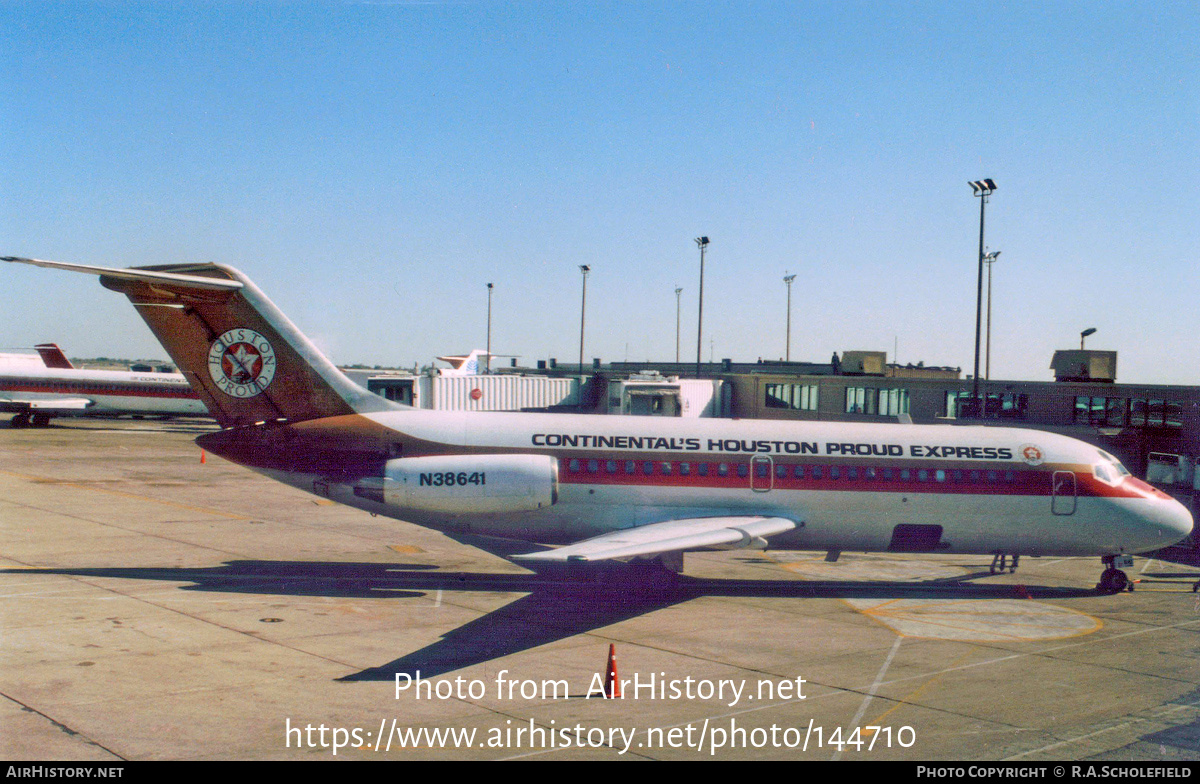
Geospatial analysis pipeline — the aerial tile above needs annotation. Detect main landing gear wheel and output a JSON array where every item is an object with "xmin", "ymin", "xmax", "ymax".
[
  {"xmin": 1098, "ymin": 568, "xmax": 1131, "ymax": 593},
  {"xmin": 989, "ymin": 554, "xmax": 1019, "ymax": 574}
]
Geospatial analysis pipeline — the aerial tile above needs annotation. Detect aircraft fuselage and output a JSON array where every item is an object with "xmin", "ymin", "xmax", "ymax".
[{"xmin": 198, "ymin": 408, "xmax": 1194, "ymax": 560}]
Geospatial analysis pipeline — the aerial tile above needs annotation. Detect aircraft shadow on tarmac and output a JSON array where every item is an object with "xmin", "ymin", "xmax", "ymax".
[{"xmin": 3, "ymin": 558, "xmax": 1108, "ymax": 681}]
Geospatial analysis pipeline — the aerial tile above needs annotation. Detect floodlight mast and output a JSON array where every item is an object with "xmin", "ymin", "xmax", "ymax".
[
  {"xmin": 969, "ymin": 179, "xmax": 996, "ymax": 416},
  {"xmin": 783, "ymin": 273, "xmax": 797, "ymax": 361},
  {"xmin": 486, "ymin": 282, "xmax": 494, "ymax": 373},
  {"xmin": 675, "ymin": 286, "xmax": 683, "ymax": 363},
  {"xmin": 695, "ymin": 237, "xmax": 709, "ymax": 379},
  {"xmin": 578, "ymin": 265, "xmax": 590, "ymax": 373},
  {"xmin": 984, "ymin": 250, "xmax": 1000, "ymax": 380}
]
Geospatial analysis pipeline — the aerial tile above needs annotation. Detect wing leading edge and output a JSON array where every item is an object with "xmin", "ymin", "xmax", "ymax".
[{"xmin": 512, "ymin": 516, "xmax": 797, "ymax": 563}]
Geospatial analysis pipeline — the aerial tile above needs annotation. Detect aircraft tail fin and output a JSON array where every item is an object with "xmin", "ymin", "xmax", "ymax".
[
  {"xmin": 3, "ymin": 257, "xmax": 398, "ymax": 428},
  {"xmin": 34, "ymin": 343, "xmax": 74, "ymax": 369},
  {"xmin": 436, "ymin": 349, "xmax": 493, "ymax": 376}
]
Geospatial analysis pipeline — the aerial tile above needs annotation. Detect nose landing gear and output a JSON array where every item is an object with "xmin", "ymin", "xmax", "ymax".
[{"xmin": 1098, "ymin": 555, "xmax": 1134, "ymax": 593}]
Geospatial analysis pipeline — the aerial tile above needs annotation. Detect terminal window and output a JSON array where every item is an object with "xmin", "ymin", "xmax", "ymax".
[
  {"xmin": 765, "ymin": 383, "xmax": 818, "ymax": 411},
  {"xmin": 846, "ymin": 387, "xmax": 910, "ymax": 416},
  {"xmin": 946, "ymin": 391, "xmax": 1027, "ymax": 419},
  {"xmin": 1076, "ymin": 396, "xmax": 1181, "ymax": 429}
]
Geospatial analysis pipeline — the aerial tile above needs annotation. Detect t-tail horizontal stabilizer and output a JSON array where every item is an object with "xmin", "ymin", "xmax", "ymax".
[{"xmin": 1, "ymin": 256, "xmax": 397, "ymax": 428}]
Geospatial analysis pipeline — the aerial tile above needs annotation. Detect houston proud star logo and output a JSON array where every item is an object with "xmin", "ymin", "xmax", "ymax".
[{"xmin": 207, "ymin": 329, "xmax": 277, "ymax": 398}]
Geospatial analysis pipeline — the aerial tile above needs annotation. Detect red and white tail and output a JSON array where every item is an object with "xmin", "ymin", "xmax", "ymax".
[
  {"xmin": 33, "ymin": 343, "xmax": 74, "ymax": 369},
  {"xmin": 3, "ymin": 257, "xmax": 398, "ymax": 428}
]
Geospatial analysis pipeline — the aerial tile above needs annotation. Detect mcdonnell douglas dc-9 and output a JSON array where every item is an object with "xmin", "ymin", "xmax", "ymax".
[
  {"xmin": 0, "ymin": 341, "xmax": 207, "ymax": 427},
  {"xmin": 3, "ymin": 256, "xmax": 1192, "ymax": 592}
]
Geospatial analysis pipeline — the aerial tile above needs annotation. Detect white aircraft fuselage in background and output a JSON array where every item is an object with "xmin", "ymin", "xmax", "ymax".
[{"xmin": 0, "ymin": 353, "xmax": 207, "ymax": 426}]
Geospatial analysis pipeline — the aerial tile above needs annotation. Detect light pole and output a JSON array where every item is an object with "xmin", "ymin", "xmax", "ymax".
[
  {"xmin": 983, "ymin": 250, "xmax": 1000, "ymax": 380},
  {"xmin": 783, "ymin": 272, "xmax": 796, "ymax": 361},
  {"xmin": 578, "ymin": 265, "xmax": 590, "ymax": 373},
  {"xmin": 695, "ymin": 236, "xmax": 709, "ymax": 379},
  {"xmin": 969, "ymin": 179, "xmax": 996, "ymax": 415},
  {"xmin": 674, "ymin": 286, "xmax": 683, "ymax": 363},
  {"xmin": 1081, "ymin": 327, "xmax": 1097, "ymax": 350},
  {"xmin": 485, "ymin": 282, "xmax": 493, "ymax": 373}
]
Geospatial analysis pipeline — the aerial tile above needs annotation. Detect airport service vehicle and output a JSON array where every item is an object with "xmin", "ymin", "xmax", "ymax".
[
  {"xmin": 0, "ymin": 340, "xmax": 207, "ymax": 427},
  {"xmin": 3, "ymin": 256, "xmax": 1192, "ymax": 591}
]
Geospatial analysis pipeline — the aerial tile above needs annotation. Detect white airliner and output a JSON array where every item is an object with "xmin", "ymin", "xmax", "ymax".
[
  {"xmin": 3, "ymin": 256, "xmax": 1192, "ymax": 592},
  {"xmin": 0, "ymin": 339, "xmax": 208, "ymax": 427}
]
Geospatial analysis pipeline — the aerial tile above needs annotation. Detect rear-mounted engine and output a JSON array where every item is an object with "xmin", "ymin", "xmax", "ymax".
[{"xmin": 354, "ymin": 454, "xmax": 558, "ymax": 514}]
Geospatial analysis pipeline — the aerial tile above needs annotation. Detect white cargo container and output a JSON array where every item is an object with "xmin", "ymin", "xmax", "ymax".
[
  {"xmin": 430, "ymin": 374, "xmax": 579, "ymax": 412},
  {"xmin": 364, "ymin": 373, "xmax": 579, "ymax": 412},
  {"xmin": 1146, "ymin": 452, "xmax": 1195, "ymax": 488}
]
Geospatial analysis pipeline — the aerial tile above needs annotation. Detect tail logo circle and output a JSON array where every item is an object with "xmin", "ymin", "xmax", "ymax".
[{"xmin": 207, "ymin": 329, "xmax": 277, "ymax": 398}]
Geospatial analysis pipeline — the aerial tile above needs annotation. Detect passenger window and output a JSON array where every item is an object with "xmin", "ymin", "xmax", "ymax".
[
  {"xmin": 569, "ymin": 459, "xmax": 580, "ymax": 473},
  {"xmin": 793, "ymin": 465, "xmax": 805, "ymax": 479},
  {"xmin": 587, "ymin": 459, "xmax": 599, "ymax": 473},
  {"xmin": 718, "ymin": 463, "xmax": 729, "ymax": 476},
  {"xmin": 643, "ymin": 461, "xmax": 655, "ymax": 475},
  {"xmin": 737, "ymin": 464, "xmax": 749, "ymax": 478},
  {"xmin": 698, "ymin": 463, "xmax": 709, "ymax": 476},
  {"xmin": 680, "ymin": 462, "xmax": 691, "ymax": 476},
  {"xmin": 661, "ymin": 462, "xmax": 673, "ymax": 475},
  {"xmin": 812, "ymin": 466, "xmax": 823, "ymax": 479},
  {"xmin": 606, "ymin": 460, "xmax": 617, "ymax": 474},
  {"xmin": 625, "ymin": 461, "xmax": 636, "ymax": 474}
]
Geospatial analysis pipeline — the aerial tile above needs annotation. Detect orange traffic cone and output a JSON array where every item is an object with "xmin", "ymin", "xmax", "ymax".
[
  {"xmin": 200, "ymin": 449, "xmax": 206, "ymax": 464},
  {"xmin": 604, "ymin": 643, "xmax": 620, "ymax": 699}
]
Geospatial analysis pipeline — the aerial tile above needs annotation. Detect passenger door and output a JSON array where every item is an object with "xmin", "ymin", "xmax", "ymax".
[{"xmin": 1052, "ymin": 471, "xmax": 1076, "ymax": 515}]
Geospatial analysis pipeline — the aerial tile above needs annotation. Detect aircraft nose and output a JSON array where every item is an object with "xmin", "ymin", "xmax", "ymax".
[{"xmin": 1144, "ymin": 497, "xmax": 1194, "ymax": 550}]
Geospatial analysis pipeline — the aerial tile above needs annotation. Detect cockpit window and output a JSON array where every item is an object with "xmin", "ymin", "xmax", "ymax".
[{"xmin": 1094, "ymin": 450, "xmax": 1131, "ymax": 485}]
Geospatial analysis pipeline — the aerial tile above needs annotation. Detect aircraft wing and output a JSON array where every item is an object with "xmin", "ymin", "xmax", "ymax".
[{"xmin": 512, "ymin": 515, "xmax": 797, "ymax": 563}]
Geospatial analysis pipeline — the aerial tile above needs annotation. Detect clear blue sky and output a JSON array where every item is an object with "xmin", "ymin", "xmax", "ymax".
[{"xmin": 2, "ymin": 1, "xmax": 1197, "ymax": 384}]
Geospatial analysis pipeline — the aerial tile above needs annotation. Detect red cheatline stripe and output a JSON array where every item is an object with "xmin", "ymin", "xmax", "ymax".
[
  {"xmin": 0, "ymin": 381, "xmax": 198, "ymax": 399},
  {"xmin": 557, "ymin": 458, "xmax": 1154, "ymax": 500}
]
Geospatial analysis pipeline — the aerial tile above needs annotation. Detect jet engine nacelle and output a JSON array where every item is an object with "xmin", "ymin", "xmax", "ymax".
[{"xmin": 358, "ymin": 454, "xmax": 558, "ymax": 515}]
